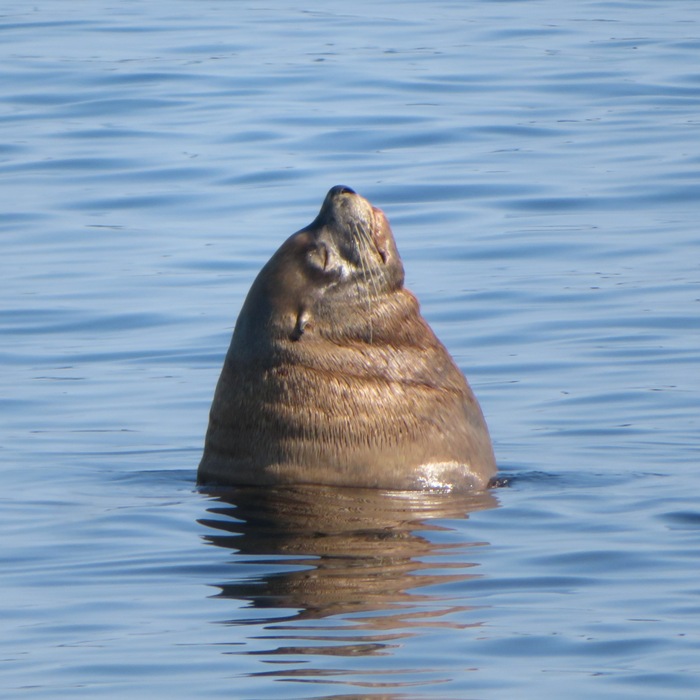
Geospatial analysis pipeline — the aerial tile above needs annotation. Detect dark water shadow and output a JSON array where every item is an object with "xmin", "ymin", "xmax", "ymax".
[{"xmin": 198, "ymin": 485, "xmax": 498, "ymax": 625}]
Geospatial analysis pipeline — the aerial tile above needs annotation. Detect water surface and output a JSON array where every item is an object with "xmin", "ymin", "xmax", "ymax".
[{"xmin": 2, "ymin": 1, "xmax": 699, "ymax": 698}]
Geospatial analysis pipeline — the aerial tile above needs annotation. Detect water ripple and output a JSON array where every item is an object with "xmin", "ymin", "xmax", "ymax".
[{"xmin": 2, "ymin": 2, "xmax": 699, "ymax": 699}]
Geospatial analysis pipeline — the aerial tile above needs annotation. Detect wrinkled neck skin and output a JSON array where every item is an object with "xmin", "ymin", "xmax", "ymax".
[{"xmin": 231, "ymin": 187, "xmax": 408, "ymax": 360}]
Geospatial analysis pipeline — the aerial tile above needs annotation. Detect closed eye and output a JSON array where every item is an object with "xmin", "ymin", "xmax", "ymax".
[{"xmin": 306, "ymin": 242, "xmax": 329, "ymax": 272}]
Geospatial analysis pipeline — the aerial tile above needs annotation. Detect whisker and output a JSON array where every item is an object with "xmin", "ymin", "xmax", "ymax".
[
  {"xmin": 359, "ymin": 222, "xmax": 384, "ymax": 302},
  {"xmin": 351, "ymin": 220, "xmax": 381, "ymax": 344}
]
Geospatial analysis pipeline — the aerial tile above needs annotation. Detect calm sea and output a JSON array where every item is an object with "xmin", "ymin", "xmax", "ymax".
[{"xmin": 2, "ymin": 1, "xmax": 699, "ymax": 698}]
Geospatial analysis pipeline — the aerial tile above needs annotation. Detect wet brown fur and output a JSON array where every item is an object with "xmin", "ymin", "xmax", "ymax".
[{"xmin": 198, "ymin": 187, "xmax": 497, "ymax": 490}]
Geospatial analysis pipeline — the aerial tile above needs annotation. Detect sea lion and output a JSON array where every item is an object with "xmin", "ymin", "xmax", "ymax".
[{"xmin": 198, "ymin": 186, "xmax": 496, "ymax": 490}]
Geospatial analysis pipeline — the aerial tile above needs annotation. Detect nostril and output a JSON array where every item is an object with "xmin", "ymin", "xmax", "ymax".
[{"xmin": 330, "ymin": 185, "xmax": 356, "ymax": 196}]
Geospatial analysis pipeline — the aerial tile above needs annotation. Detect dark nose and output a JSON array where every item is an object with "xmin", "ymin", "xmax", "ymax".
[{"xmin": 328, "ymin": 185, "xmax": 356, "ymax": 197}]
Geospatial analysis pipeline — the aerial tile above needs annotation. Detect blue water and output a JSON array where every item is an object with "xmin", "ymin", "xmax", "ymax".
[{"xmin": 2, "ymin": 1, "xmax": 699, "ymax": 698}]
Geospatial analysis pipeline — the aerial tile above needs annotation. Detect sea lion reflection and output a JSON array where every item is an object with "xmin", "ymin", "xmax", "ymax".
[{"xmin": 199, "ymin": 485, "xmax": 497, "ymax": 623}]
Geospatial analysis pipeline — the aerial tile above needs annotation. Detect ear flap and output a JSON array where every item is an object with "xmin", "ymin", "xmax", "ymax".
[{"xmin": 289, "ymin": 308, "xmax": 312, "ymax": 341}]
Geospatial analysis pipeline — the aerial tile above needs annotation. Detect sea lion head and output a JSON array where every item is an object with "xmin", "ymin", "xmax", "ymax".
[
  {"xmin": 307, "ymin": 184, "xmax": 404, "ymax": 292},
  {"xmin": 232, "ymin": 186, "xmax": 405, "ymax": 354}
]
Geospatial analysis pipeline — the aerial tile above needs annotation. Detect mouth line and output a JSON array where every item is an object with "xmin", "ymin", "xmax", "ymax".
[{"xmin": 369, "ymin": 207, "xmax": 388, "ymax": 264}]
